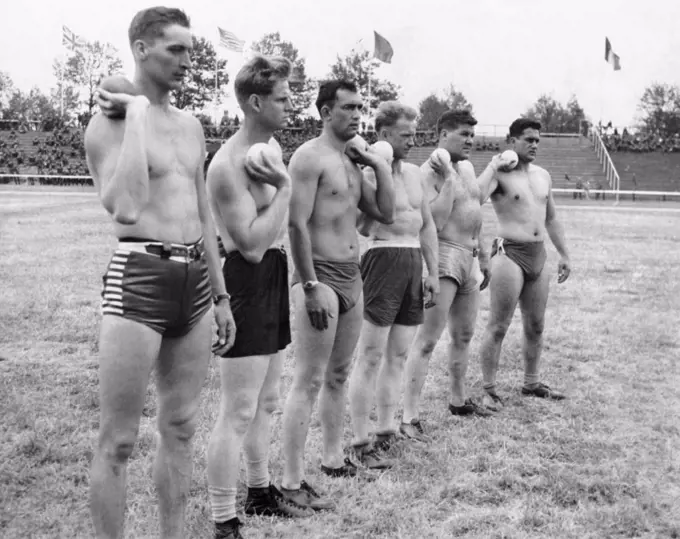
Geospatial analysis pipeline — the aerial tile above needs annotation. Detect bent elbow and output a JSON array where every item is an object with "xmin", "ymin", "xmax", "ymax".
[{"xmin": 112, "ymin": 209, "xmax": 140, "ymax": 225}]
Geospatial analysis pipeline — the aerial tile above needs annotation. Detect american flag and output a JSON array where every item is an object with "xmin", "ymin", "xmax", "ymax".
[
  {"xmin": 62, "ymin": 25, "xmax": 85, "ymax": 51},
  {"xmin": 217, "ymin": 27, "xmax": 245, "ymax": 53}
]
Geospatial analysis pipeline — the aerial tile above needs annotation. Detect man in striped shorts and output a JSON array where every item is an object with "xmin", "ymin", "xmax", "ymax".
[{"xmin": 84, "ymin": 7, "xmax": 235, "ymax": 539}]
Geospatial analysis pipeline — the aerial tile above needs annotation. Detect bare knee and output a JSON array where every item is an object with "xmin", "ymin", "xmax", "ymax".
[
  {"xmin": 98, "ymin": 425, "xmax": 138, "ymax": 464},
  {"xmin": 159, "ymin": 411, "xmax": 199, "ymax": 444},
  {"xmin": 223, "ymin": 393, "xmax": 258, "ymax": 436},
  {"xmin": 359, "ymin": 341, "xmax": 384, "ymax": 372},
  {"xmin": 451, "ymin": 327, "xmax": 475, "ymax": 350},
  {"xmin": 418, "ymin": 336, "xmax": 439, "ymax": 357},
  {"xmin": 325, "ymin": 361, "xmax": 352, "ymax": 391},
  {"xmin": 386, "ymin": 346, "xmax": 409, "ymax": 366},
  {"xmin": 258, "ymin": 389, "xmax": 280, "ymax": 416},
  {"xmin": 487, "ymin": 320, "xmax": 511, "ymax": 342},
  {"xmin": 292, "ymin": 372, "xmax": 324, "ymax": 402},
  {"xmin": 523, "ymin": 318, "xmax": 545, "ymax": 342}
]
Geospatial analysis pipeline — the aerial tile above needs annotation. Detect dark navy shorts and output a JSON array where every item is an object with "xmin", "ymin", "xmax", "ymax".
[{"xmin": 222, "ymin": 247, "xmax": 291, "ymax": 358}]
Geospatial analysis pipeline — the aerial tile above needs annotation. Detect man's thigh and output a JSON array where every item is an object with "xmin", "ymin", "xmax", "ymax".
[
  {"xmin": 98, "ymin": 315, "xmax": 162, "ymax": 432},
  {"xmin": 329, "ymin": 292, "xmax": 365, "ymax": 372},
  {"xmin": 291, "ymin": 283, "xmax": 340, "ymax": 381},
  {"xmin": 448, "ymin": 288, "xmax": 480, "ymax": 340},
  {"xmin": 518, "ymin": 266, "xmax": 550, "ymax": 331},
  {"xmin": 386, "ymin": 324, "xmax": 418, "ymax": 358},
  {"xmin": 487, "ymin": 255, "xmax": 524, "ymax": 326},
  {"xmin": 156, "ymin": 309, "xmax": 213, "ymax": 423}
]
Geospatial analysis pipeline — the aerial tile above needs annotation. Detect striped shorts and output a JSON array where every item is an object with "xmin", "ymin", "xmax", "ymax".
[{"xmin": 101, "ymin": 238, "xmax": 212, "ymax": 337}]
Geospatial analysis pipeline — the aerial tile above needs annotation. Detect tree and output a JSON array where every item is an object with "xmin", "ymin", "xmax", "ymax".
[
  {"xmin": 58, "ymin": 41, "xmax": 123, "ymax": 117},
  {"xmin": 327, "ymin": 49, "xmax": 400, "ymax": 114},
  {"xmin": 173, "ymin": 36, "xmax": 228, "ymax": 111},
  {"xmin": 417, "ymin": 84, "xmax": 473, "ymax": 130},
  {"xmin": 251, "ymin": 32, "xmax": 316, "ymax": 122},
  {"xmin": 0, "ymin": 71, "xmax": 15, "ymax": 112},
  {"xmin": 4, "ymin": 87, "xmax": 60, "ymax": 128},
  {"xmin": 524, "ymin": 94, "xmax": 585, "ymax": 133},
  {"xmin": 636, "ymin": 82, "xmax": 680, "ymax": 139}
]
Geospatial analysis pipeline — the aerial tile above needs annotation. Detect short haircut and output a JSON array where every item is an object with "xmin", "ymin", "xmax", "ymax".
[
  {"xmin": 128, "ymin": 7, "xmax": 190, "ymax": 46},
  {"xmin": 436, "ymin": 109, "xmax": 478, "ymax": 135},
  {"xmin": 509, "ymin": 118, "xmax": 542, "ymax": 138},
  {"xmin": 315, "ymin": 79, "xmax": 359, "ymax": 115},
  {"xmin": 234, "ymin": 55, "xmax": 292, "ymax": 105},
  {"xmin": 374, "ymin": 101, "xmax": 417, "ymax": 133}
]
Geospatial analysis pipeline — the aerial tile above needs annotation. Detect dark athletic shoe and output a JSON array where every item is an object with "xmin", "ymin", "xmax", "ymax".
[
  {"xmin": 449, "ymin": 399, "xmax": 494, "ymax": 417},
  {"xmin": 481, "ymin": 390, "xmax": 504, "ymax": 411},
  {"xmin": 320, "ymin": 456, "xmax": 359, "ymax": 478},
  {"xmin": 215, "ymin": 517, "xmax": 243, "ymax": 539},
  {"xmin": 244, "ymin": 484, "xmax": 314, "ymax": 518},
  {"xmin": 350, "ymin": 442, "xmax": 396, "ymax": 470},
  {"xmin": 280, "ymin": 481, "xmax": 335, "ymax": 511},
  {"xmin": 399, "ymin": 419, "xmax": 431, "ymax": 444},
  {"xmin": 521, "ymin": 383, "xmax": 566, "ymax": 400},
  {"xmin": 373, "ymin": 431, "xmax": 400, "ymax": 452}
]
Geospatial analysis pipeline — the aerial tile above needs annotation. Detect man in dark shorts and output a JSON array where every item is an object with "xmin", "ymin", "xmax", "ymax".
[
  {"xmin": 205, "ymin": 55, "xmax": 315, "ymax": 539},
  {"xmin": 347, "ymin": 101, "xmax": 438, "ymax": 463},
  {"xmin": 476, "ymin": 118, "xmax": 572, "ymax": 410},
  {"xmin": 280, "ymin": 80, "xmax": 396, "ymax": 509},
  {"xmin": 84, "ymin": 7, "xmax": 235, "ymax": 539}
]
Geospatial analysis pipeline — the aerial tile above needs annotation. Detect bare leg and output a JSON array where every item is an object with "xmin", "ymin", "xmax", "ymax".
[
  {"xmin": 348, "ymin": 320, "xmax": 390, "ymax": 444},
  {"xmin": 242, "ymin": 350, "xmax": 285, "ymax": 488},
  {"xmin": 402, "ymin": 279, "xmax": 457, "ymax": 423},
  {"xmin": 479, "ymin": 255, "xmax": 524, "ymax": 401},
  {"xmin": 206, "ymin": 354, "xmax": 272, "ymax": 523},
  {"xmin": 518, "ymin": 269, "xmax": 550, "ymax": 388},
  {"xmin": 447, "ymin": 289, "xmax": 480, "ymax": 407},
  {"xmin": 153, "ymin": 311, "xmax": 212, "ymax": 539},
  {"xmin": 281, "ymin": 284, "xmax": 339, "ymax": 490},
  {"xmin": 376, "ymin": 324, "xmax": 418, "ymax": 434},
  {"xmin": 90, "ymin": 317, "xmax": 161, "ymax": 539},
  {"xmin": 320, "ymin": 293, "xmax": 364, "ymax": 468}
]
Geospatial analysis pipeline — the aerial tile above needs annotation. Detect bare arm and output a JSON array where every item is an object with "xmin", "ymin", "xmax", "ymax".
[
  {"xmin": 288, "ymin": 147, "xmax": 321, "ymax": 283},
  {"xmin": 84, "ymin": 99, "xmax": 150, "ymax": 224},
  {"xmin": 192, "ymin": 121, "xmax": 228, "ymax": 297},
  {"xmin": 419, "ymin": 185, "xmax": 438, "ymax": 275},
  {"xmin": 545, "ymin": 177, "xmax": 569, "ymax": 259},
  {"xmin": 358, "ymin": 158, "xmax": 396, "ymax": 224},
  {"xmin": 477, "ymin": 160, "xmax": 500, "ymax": 203},
  {"xmin": 207, "ymin": 153, "xmax": 291, "ymax": 265},
  {"xmin": 422, "ymin": 164, "xmax": 455, "ymax": 232}
]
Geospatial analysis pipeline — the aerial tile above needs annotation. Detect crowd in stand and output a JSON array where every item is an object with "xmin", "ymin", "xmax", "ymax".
[
  {"xmin": 598, "ymin": 123, "xmax": 680, "ymax": 153},
  {"xmin": 0, "ymin": 117, "xmax": 501, "ymax": 185}
]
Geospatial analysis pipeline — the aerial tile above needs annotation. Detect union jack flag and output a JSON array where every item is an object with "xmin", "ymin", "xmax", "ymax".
[{"xmin": 62, "ymin": 25, "xmax": 85, "ymax": 51}]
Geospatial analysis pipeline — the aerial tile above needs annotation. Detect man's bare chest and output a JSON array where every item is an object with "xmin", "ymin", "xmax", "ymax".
[{"xmin": 145, "ymin": 119, "xmax": 202, "ymax": 179}]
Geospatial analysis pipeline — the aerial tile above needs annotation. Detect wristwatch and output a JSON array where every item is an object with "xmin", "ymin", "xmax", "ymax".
[
  {"xmin": 303, "ymin": 280, "xmax": 319, "ymax": 291},
  {"xmin": 213, "ymin": 292, "xmax": 231, "ymax": 305}
]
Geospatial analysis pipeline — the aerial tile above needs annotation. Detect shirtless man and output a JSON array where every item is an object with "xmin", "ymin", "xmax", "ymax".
[
  {"xmin": 205, "ymin": 55, "xmax": 314, "ymax": 539},
  {"xmin": 347, "ymin": 101, "xmax": 438, "ymax": 462},
  {"xmin": 84, "ymin": 8, "xmax": 235, "ymax": 538},
  {"xmin": 402, "ymin": 110, "xmax": 493, "ymax": 436},
  {"xmin": 477, "ymin": 118, "xmax": 571, "ymax": 410},
  {"xmin": 280, "ymin": 79, "xmax": 396, "ymax": 508}
]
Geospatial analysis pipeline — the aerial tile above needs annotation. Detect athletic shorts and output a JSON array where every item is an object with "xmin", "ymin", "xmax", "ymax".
[
  {"xmin": 292, "ymin": 259, "xmax": 362, "ymax": 314},
  {"xmin": 361, "ymin": 241, "xmax": 424, "ymax": 327},
  {"xmin": 100, "ymin": 237, "xmax": 212, "ymax": 337},
  {"xmin": 491, "ymin": 238, "xmax": 547, "ymax": 282},
  {"xmin": 438, "ymin": 238, "xmax": 482, "ymax": 294},
  {"xmin": 222, "ymin": 247, "xmax": 291, "ymax": 358}
]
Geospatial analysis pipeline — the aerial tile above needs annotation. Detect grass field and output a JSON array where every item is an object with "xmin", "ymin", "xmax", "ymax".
[{"xmin": 1, "ymin": 192, "xmax": 679, "ymax": 539}]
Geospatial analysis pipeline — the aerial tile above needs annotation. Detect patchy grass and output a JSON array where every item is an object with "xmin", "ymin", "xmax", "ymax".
[{"xmin": 1, "ymin": 193, "xmax": 679, "ymax": 538}]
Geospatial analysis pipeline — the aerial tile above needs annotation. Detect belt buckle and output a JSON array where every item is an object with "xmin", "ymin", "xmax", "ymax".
[
  {"xmin": 187, "ymin": 245, "xmax": 201, "ymax": 262},
  {"xmin": 160, "ymin": 242, "xmax": 173, "ymax": 259},
  {"xmin": 472, "ymin": 247, "xmax": 479, "ymax": 257}
]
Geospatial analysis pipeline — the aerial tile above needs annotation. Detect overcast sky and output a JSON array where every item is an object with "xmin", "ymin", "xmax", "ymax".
[{"xmin": 2, "ymin": 0, "xmax": 679, "ymax": 132}]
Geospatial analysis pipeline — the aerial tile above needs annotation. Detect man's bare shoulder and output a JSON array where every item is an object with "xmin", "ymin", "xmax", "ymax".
[
  {"xmin": 208, "ymin": 137, "xmax": 243, "ymax": 178},
  {"xmin": 289, "ymin": 137, "xmax": 326, "ymax": 171},
  {"xmin": 528, "ymin": 163, "xmax": 552, "ymax": 182},
  {"xmin": 457, "ymin": 159, "xmax": 476, "ymax": 177}
]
